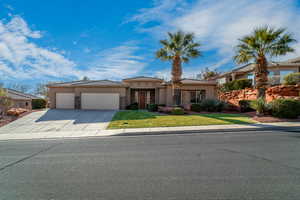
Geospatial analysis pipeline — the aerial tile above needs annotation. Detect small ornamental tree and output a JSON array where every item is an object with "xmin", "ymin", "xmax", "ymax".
[{"xmin": 0, "ymin": 87, "xmax": 13, "ymax": 116}]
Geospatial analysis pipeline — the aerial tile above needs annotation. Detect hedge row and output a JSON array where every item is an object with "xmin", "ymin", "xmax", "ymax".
[
  {"xmin": 239, "ymin": 98, "xmax": 300, "ymax": 119},
  {"xmin": 32, "ymin": 99, "xmax": 47, "ymax": 109},
  {"xmin": 191, "ymin": 99, "xmax": 227, "ymax": 112}
]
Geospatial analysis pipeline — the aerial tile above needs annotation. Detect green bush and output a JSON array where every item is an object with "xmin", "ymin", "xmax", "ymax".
[
  {"xmin": 32, "ymin": 99, "xmax": 47, "ymax": 109},
  {"xmin": 270, "ymin": 99, "xmax": 300, "ymax": 118},
  {"xmin": 215, "ymin": 101, "xmax": 227, "ymax": 112},
  {"xmin": 249, "ymin": 98, "xmax": 270, "ymax": 114},
  {"xmin": 239, "ymin": 100, "xmax": 254, "ymax": 112},
  {"xmin": 147, "ymin": 104, "xmax": 158, "ymax": 112},
  {"xmin": 191, "ymin": 104, "xmax": 202, "ymax": 112},
  {"xmin": 200, "ymin": 99, "xmax": 226, "ymax": 112},
  {"xmin": 283, "ymin": 72, "xmax": 300, "ymax": 85},
  {"xmin": 171, "ymin": 107, "xmax": 184, "ymax": 115},
  {"xmin": 221, "ymin": 79, "xmax": 253, "ymax": 92},
  {"xmin": 201, "ymin": 99, "xmax": 217, "ymax": 112},
  {"xmin": 126, "ymin": 102, "xmax": 138, "ymax": 110}
]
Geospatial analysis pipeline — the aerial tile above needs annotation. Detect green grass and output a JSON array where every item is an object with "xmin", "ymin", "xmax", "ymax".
[{"xmin": 107, "ymin": 110, "xmax": 255, "ymax": 129}]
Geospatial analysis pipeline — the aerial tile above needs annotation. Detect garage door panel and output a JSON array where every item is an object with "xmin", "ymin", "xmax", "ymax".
[
  {"xmin": 56, "ymin": 93, "xmax": 75, "ymax": 109},
  {"xmin": 81, "ymin": 93, "xmax": 119, "ymax": 110}
]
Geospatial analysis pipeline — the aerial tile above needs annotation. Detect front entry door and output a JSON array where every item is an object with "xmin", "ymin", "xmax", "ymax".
[{"xmin": 139, "ymin": 91, "xmax": 146, "ymax": 109}]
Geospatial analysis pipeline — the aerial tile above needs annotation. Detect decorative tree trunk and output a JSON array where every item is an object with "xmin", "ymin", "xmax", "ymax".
[
  {"xmin": 255, "ymin": 56, "xmax": 268, "ymax": 99},
  {"xmin": 172, "ymin": 55, "xmax": 182, "ymax": 106}
]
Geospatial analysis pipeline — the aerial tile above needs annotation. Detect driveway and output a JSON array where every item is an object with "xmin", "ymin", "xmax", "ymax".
[{"xmin": 0, "ymin": 109, "xmax": 116, "ymax": 135}]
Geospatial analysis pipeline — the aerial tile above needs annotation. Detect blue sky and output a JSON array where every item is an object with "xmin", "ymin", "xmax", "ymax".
[{"xmin": 0, "ymin": 0, "xmax": 300, "ymax": 89}]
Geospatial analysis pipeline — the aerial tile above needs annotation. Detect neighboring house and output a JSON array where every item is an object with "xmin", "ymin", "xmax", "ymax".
[
  {"xmin": 47, "ymin": 77, "xmax": 217, "ymax": 110},
  {"xmin": 5, "ymin": 88, "xmax": 40, "ymax": 110},
  {"xmin": 215, "ymin": 57, "xmax": 300, "ymax": 85}
]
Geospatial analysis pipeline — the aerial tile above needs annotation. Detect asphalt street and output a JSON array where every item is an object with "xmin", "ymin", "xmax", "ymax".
[{"xmin": 0, "ymin": 130, "xmax": 300, "ymax": 200}]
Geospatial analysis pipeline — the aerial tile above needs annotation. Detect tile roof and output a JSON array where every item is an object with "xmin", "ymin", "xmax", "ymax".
[
  {"xmin": 6, "ymin": 88, "xmax": 40, "ymax": 100},
  {"xmin": 48, "ymin": 80, "xmax": 125, "ymax": 87},
  {"xmin": 180, "ymin": 78, "xmax": 217, "ymax": 85},
  {"xmin": 122, "ymin": 76, "xmax": 163, "ymax": 82}
]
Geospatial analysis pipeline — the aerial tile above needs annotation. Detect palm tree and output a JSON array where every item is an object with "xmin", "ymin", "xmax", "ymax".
[
  {"xmin": 156, "ymin": 31, "xmax": 201, "ymax": 105},
  {"xmin": 234, "ymin": 26, "xmax": 296, "ymax": 100}
]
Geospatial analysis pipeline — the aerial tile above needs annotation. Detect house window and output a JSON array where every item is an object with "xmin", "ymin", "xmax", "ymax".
[
  {"xmin": 247, "ymin": 73, "xmax": 254, "ymax": 84},
  {"xmin": 268, "ymin": 71, "xmax": 279, "ymax": 85},
  {"xmin": 217, "ymin": 78, "xmax": 226, "ymax": 85},
  {"xmin": 190, "ymin": 90, "xmax": 206, "ymax": 103}
]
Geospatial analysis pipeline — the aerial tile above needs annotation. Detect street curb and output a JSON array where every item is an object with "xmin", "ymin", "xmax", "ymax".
[{"xmin": 112, "ymin": 126, "xmax": 300, "ymax": 137}]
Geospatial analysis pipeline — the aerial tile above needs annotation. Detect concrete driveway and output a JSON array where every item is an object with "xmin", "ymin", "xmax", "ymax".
[{"xmin": 0, "ymin": 109, "xmax": 116, "ymax": 135}]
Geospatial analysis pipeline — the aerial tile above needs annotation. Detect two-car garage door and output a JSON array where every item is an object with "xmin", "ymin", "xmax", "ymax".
[
  {"xmin": 56, "ymin": 93, "xmax": 75, "ymax": 109},
  {"xmin": 81, "ymin": 93, "xmax": 119, "ymax": 110},
  {"xmin": 55, "ymin": 93, "xmax": 119, "ymax": 110}
]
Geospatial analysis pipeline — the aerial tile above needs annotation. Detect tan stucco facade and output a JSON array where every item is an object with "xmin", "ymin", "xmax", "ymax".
[
  {"xmin": 11, "ymin": 99, "xmax": 32, "ymax": 110},
  {"xmin": 48, "ymin": 77, "xmax": 217, "ymax": 109}
]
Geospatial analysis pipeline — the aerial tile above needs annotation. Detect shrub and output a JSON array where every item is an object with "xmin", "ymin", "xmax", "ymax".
[
  {"xmin": 171, "ymin": 107, "xmax": 184, "ymax": 115},
  {"xmin": 249, "ymin": 98, "xmax": 270, "ymax": 114},
  {"xmin": 126, "ymin": 102, "xmax": 138, "ymax": 110},
  {"xmin": 270, "ymin": 99, "xmax": 300, "ymax": 119},
  {"xmin": 221, "ymin": 79, "xmax": 253, "ymax": 92},
  {"xmin": 215, "ymin": 101, "xmax": 227, "ymax": 112},
  {"xmin": 147, "ymin": 104, "xmax": 158, "ymax": 112},
  {"xmin": 283, "ymin": 72, "xmax": 300, "ymax": 85},
  {"xmin": 249, "ymin": 100, "xmax": 258, "ymax": 110},
  {"xmin": 191, "ymin": 103, "xmax": 202, "ymax": 112},
  {"xmin": 233, "ymin": 79, "xmax": 253, "ymax": 90},
  {"xmin": 200, "ymin": 99, "xmax": 226, "ymax": 112},
  {"xmin": 239, "ymin": 100, "xmax": 254, "ymax": 112},
  {"xmin": 201, "ymin": 99, "xmax": 217, "ymax": 112},
  {"xmin": 32, "ymin": 99, "xmax": 47, "ymax": 109}
]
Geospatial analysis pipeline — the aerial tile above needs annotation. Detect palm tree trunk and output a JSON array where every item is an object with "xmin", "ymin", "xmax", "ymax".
[
  {"xmin": 172, "ymin": 55, "xmax": 182, "ymax": 106},
  {"xmin": 255, "ymin": 56, "xmax": 268, "ymax": 115},
  {"xmin": 255, "ymin": 56, "xmax": 268, "ymax": 99}
]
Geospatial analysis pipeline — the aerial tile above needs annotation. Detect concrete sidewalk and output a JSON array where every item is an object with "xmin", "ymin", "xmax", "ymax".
[{"xmin": 0, "ymin": 122, "xmax": 299, "ymax": 140}]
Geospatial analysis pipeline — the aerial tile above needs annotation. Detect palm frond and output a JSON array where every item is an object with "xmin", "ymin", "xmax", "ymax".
[
  {"xmin": 234, "ymin": 26, "xmax": 296, "ymax": 63},
  {"xmin": 156, "ymin": 30, "xmax": 201, "ymax": 62}
]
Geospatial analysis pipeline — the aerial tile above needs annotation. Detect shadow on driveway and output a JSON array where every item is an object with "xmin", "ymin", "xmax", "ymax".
[{"xmin": 35, "ymin": 109, "xmax": 116, "ymax": 124}]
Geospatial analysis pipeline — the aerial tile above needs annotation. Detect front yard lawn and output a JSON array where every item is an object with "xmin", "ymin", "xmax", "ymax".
[{"xmin": 107, "ymin": 111, "xmax": 255, "ymax": 129}]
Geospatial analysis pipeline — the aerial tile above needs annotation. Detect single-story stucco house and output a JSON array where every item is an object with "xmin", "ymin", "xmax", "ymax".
[
  {"xmin": 5, "ymin": 88, "xmax": 40, "ymax": 110},
  {"xmin": 215, "ymin": 56, "xmax": 300, "ymax": 85},
  {"xmin": 47, "ymin": 77, "xmax": 217, "ymax": 110}
]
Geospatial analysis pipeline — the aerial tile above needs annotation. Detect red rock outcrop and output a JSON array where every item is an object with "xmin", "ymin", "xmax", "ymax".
[{"xmin": 219, "ymin": 85, "xmax": 300, "ymax": 107}]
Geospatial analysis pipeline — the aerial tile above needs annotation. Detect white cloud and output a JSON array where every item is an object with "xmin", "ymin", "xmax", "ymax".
[
  {"xmin": 81, "ymin": 44, "xmax": 147, "ymax": 80},
  {"xmin": 0, "ymin": 16, "xmax": 146, "ymax": 82},
  {"xmin": 126, "ymin": 0, "xmax": 187, "ymax": 24},
  {"xmin": 129, "ymin": 0, "xmax": 300, "ymax": 67},
  {"xmin": 0, "ymin": 16, "xmax": 78, "ymax": 80}
]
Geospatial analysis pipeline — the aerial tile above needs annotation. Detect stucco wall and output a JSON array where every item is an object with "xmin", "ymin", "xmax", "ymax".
[
  {"xmin": 48, "ymin": 83, "xmax": 217, "ymax": 109},
  {"xmin": 12, "ymin": 99, "xmax": 32, "ymax": 110},
  {"xmin": 124, "ymin": 81, "xmax": 162, "ymax": 89},
  {"xmin": 165, "ymin": 85, "xmax": 217, "ymax": 106},
  {"xmin": 158, "ymin": 88, "xmax": 166, "ymax": 105}
]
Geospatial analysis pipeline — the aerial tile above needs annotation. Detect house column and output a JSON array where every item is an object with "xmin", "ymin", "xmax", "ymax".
[
  {"xmin": 155, "ymin": 88, "xmax": 159, "ymax": 104},
  {"xmin": 231, "ymin": 73, "xmax": 236, "ymax": 81}
]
